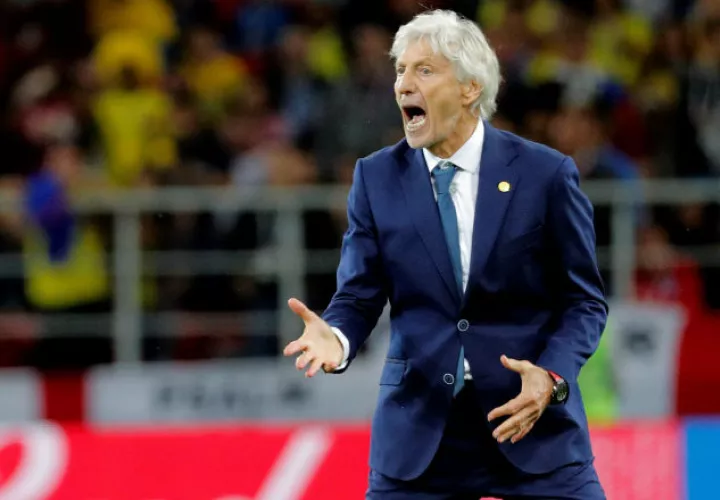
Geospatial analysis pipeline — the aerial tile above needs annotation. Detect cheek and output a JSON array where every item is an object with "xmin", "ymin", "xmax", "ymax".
[{"xmin": 430, "ymin": 94, "xmax": 462, "ymax": 125}]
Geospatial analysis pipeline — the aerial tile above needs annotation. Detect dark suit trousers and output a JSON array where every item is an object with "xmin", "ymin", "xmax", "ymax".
[{"xmin": 366, "ymin": 383, "xmax": 606, "ymax": 500}]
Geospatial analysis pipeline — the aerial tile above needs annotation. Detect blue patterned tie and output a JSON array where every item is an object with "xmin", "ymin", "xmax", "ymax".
[{"xmin": 431, "ymin": 161, "xmax": 465, "ymax": 396}]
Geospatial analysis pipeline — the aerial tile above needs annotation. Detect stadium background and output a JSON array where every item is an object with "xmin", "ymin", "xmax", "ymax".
[{"xmin": 0, "ymin": 0, "xmax": 718, "ymax": 498}]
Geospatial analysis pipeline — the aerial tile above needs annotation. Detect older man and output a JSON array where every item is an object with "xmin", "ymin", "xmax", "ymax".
[{"xmin": 284, "ymin": 9, "xmax": 608, "ymax": 500}]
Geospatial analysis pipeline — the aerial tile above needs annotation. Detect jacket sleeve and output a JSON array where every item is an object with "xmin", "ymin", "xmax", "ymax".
[
  {"xmin": 322, "ymin": 158, "xmax": 388, "ymax": 372},
  {"xmin": 536, "ymin": 156, "xmax": 609, "ymax": 386}
]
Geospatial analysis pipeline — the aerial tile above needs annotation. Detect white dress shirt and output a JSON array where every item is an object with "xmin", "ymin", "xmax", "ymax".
[{"xmin": 332, "ymin": 120, "xmax": 485, "ymax": 376}]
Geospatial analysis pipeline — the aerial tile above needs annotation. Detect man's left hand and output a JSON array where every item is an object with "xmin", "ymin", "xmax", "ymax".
[{"xmin": 487, "ymin": 355, "xmax": 554, "ymax": 444}]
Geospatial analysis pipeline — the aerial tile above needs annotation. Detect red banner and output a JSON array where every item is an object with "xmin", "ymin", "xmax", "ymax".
[{"xmin": 0, "ymin": 422, "xmax": 681, "ymax": 500}]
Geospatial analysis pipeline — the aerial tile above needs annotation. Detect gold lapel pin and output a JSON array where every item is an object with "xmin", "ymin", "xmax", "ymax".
[{"xmin": 498, "ymin": 181, "xmax": 511, "ymax": 193}]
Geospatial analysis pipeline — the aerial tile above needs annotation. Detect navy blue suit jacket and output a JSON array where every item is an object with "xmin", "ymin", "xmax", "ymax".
[{"xmin": 322, "ymin": 123, "xmax": 608, "ymax": 480}]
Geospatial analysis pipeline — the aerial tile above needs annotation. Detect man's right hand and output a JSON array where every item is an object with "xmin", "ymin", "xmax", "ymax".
[{"xmin": 283, "ymin": 298, "xmax": 344, "ymax": 378}]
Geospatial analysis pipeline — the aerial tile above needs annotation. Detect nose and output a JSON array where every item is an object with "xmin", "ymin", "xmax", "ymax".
[{"xmin": 395, "ymin": 71, "xmax": 415, "ymax": 96}]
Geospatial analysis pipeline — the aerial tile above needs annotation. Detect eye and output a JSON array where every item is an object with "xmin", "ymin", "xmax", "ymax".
[
  {"xmin": 419, "ymin": 67, "xmax": 433, "ymax": 76},
  {"xmin": 396, "ymin": 66, "xmax": 406, "ymax": 76}
]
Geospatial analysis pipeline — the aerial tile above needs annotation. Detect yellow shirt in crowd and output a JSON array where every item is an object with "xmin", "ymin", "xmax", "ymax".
[
  {"xmin": 24, "ymin": 224, "xmax": 110, "ymax": 310},
  {"xmin": 93, "ymin": 30, "xmax": 165, "ymax": 86},
  {"xmin": 89, "ymin": 0, "xmax": 177, "ymax": 43},
  {"xmin": 181, "ymin": 53, "xmax": 247, "ymax": 119},
  {"xmin": 478, "ymin": 0, "xmax": 560, "ymax": 38},
  {"xmin": 306, "ymin": 27, "xmax": 348, "ymax": 82},
  {"xmin": 93, "ymin": 88, "xmax": 177, "ymax": 186}
]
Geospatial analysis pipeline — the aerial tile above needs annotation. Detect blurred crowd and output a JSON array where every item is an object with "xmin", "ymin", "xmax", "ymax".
[{"xmin": 0, "ymin": 0, "xmax": 718, "ymax": 369}]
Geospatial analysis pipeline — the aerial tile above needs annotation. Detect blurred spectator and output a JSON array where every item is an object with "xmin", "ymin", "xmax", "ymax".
[
  {"xmin": 90, "ymin": 0, "xmax": 177, "ymax": 89},
  {"xmin": 22, "ymin": 143, "xmax": 111, "ymax": 369},
  {"xmin": 93, "ymin": 65, "xmax": 177, "ymax": 186},
  {"xmin": 23, "ymin": 143, "xmax": 109, "ymax": 309},
  {"xmin": 180, "ymin": 27, "xmax": 248, "ymax": 121}
]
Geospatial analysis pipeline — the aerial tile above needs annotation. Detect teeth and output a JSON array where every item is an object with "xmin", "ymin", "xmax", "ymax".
[{"xmin": 406, "ymin": 115, "xmax": 426, "ymax": 131}]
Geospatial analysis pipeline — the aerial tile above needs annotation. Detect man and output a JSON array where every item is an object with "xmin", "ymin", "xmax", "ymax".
[
  {"xmin": 24, "ymin": 143, "xmax": 112, "ymax": 369},
  {"xmin": 284, "ymin": 9, "xmax": 608, "ymax": 500}
]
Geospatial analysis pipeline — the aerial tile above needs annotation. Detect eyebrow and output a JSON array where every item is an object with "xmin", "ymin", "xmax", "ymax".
[{"xmin": 396, "ymin": 57, "xmax": 434, "ymax": 68}]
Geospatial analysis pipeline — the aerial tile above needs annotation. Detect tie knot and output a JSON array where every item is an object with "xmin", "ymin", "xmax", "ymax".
[{"xmin": 432, "ymin": 162, "xmax": 457, "ymax": 195}]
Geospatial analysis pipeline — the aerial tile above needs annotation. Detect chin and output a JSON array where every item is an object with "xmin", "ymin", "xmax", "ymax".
[
  {"xmin": 405, "ymin": 135, "xmax": 423, "ymax": 149},
  {"xmin": 404, "ymin": 130, "xmax": 433, "ymax": 149}
]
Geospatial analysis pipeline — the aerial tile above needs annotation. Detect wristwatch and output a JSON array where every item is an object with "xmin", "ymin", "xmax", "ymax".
[{"xmin": 547, "ymin": 370, "xmax": 569, "ymax": 405}]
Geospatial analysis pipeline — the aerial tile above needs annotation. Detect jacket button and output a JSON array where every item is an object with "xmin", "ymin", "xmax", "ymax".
[
  {"xmin": 443, "ymin": 373, "xmax": 455, "ymax": 385},
  {"xmin": 457, "ymin": 319, "xmax": 469, "ymax": 332}
]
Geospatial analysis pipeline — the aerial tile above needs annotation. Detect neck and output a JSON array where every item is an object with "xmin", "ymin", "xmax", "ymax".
[{"xmin": 428, "ymin": 113, "xmax": 479, "ymax": 158}]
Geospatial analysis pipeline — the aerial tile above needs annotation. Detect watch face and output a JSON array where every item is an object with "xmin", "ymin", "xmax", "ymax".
[{"xmin": 555, "ymin": 382, "xmax": 569, "ymax": 403}]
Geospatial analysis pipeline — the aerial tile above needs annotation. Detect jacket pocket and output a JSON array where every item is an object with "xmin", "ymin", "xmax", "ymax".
[
  {"xmin": 379, "ymin": 358, "xmax": 407, "ymax": 386},
  {"xmin": 502, "ymin": 225, "xmax": 544, "ymax": 259}
]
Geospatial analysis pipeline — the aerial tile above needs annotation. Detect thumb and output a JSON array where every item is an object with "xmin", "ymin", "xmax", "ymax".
[
  {"xmin": 500, "ymin": 354, "xmax": 525, "ymax": 374},
  {"xmin": 288, "ymin": 298, "xmax": 318, "ymax": 324}
]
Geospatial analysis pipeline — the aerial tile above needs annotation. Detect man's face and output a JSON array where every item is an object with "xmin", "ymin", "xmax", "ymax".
[
  {"xmin": 394, "ymin": 39, "xmax": 473, "ymax": 150},
  {"xmin": 47, "ymin": 145, "xmax": 81, "ymax": 185}
]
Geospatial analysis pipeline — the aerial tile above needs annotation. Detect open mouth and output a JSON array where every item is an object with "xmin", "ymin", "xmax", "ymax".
[{"xmin": 402, "ymin": 105, "xmax": 427, "ymax": 132}]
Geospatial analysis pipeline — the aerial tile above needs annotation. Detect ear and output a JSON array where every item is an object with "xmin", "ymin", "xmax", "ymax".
[{"xmin": 461, "ymin": 80, "xmax": 482, "ymax": 109}]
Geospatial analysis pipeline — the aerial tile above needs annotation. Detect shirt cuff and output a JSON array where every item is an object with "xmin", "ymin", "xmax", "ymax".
[{"xmin": 330, "ymin": 326, "xmax": 350, "ymax": 371}]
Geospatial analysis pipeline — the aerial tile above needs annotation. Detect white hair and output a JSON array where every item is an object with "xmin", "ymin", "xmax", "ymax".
[{"xmin": 390, "ymin": 9, "xmax": 501, "ymax": 120}]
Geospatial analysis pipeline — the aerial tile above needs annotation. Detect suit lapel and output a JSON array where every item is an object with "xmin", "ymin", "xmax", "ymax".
[
  {"xmin": 399, "ymin": 147, "xmax": 461, "ymax": 303},
  {"xmin": 464, "ymin": 123, "xmax": 519, "ymax": 304}
]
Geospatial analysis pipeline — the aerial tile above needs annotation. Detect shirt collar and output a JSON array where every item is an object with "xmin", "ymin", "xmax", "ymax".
[{"xmin": 422, "ymin": 119, "xmax": 484, "ymax": 174}]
